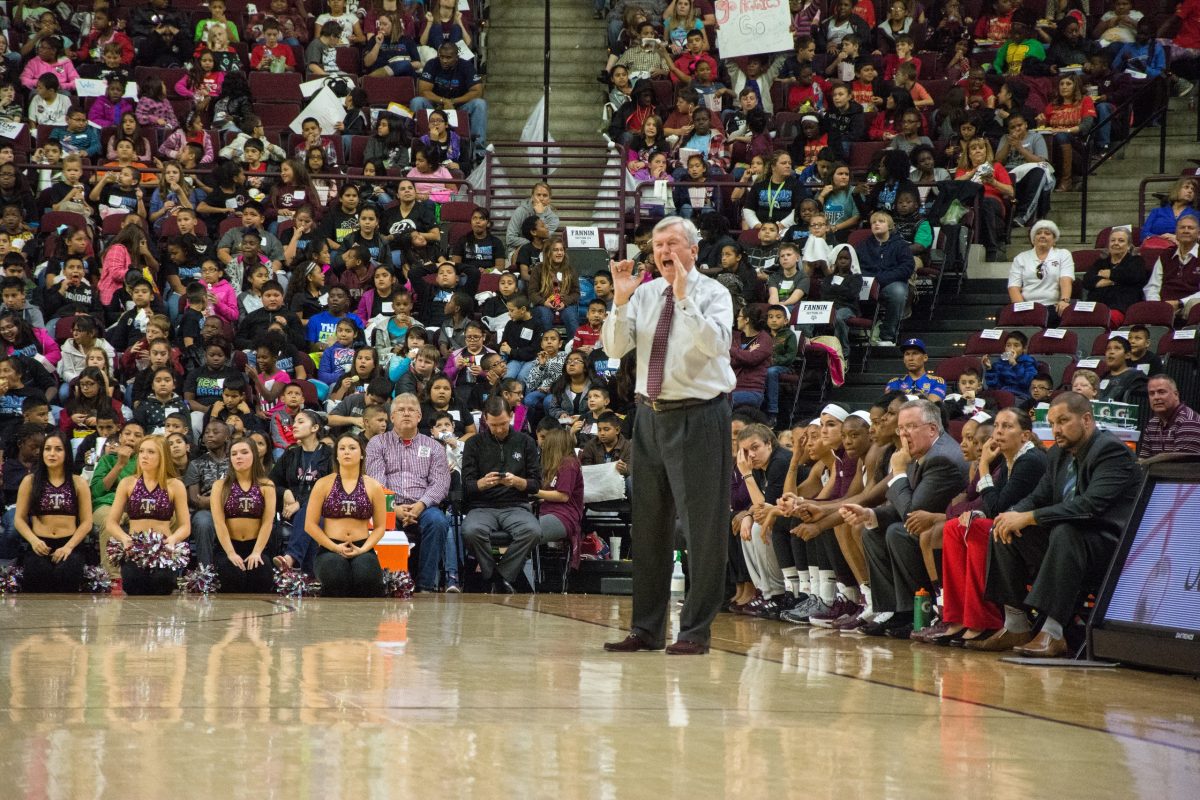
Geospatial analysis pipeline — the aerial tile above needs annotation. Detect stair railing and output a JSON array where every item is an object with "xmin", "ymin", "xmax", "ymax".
[{"xmin": 1079, "ymin": 76, "xmax": 1169, "ymax": 243}]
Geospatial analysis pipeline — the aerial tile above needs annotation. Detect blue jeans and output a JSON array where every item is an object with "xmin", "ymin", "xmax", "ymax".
[
  {"xmin": 505, "ymin": 359, "xmax": 535, "ymax": 382},
  {"xmin": 409, "ymin": 506, "xmax": 450, "ymax": 590},
  {"xmin": 765, "ymin": 365, "xmax": 788, "ymax": 414},
  {"xmin": 532, "ymin": 304, "xmax": 581, "ymax": 339},
  {"xmin": 730, "ymin": 390, "xmax": 764, "ymax": 410},
  {"xmin": 1094, "ymin": 101, "xmax": 1115, "ymax": 148},
  {"xmin": 878, "ymin": 280, "xmax": 907, "ymax": 343},
  {"xmin": 283, "ymin": 496, "xmax": 318, "ymax": 575},
  {"xmin": 833, "ymin": 305, "xmax": 854, "ymax": 353},
  {"xmin": 192, "ymin": 510, "xmax": 217, "ymax": 566},
  {"xmin": 410, "ymin": 97, "xmax": 488, "ymax": 147},
  {"xmin": 0, "ymin": 506, "xmax": 20, "ymax": 561}
]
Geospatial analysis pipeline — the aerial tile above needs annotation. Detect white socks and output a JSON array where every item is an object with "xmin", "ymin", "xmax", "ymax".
[
  {"xmin": 782, "ymin": 567, "xmax": 800, "ymax": 596},
  {"xmin": 1004, "ymin": 605, "xmax": 1032, "ymax": 633},
  {"xmin": 861, "ymin": 585, "xmax": 873, "ymax": 615},
  {"xmin": 839, "ymin": 583, "xmax": 862, "ymax": 604},
  {"xmin": 818, "ymin": 570, "xmax": 837, "ymax": 604},
  {"xmin": 1042, "ymin": 617, "xmax": 1064, "ymax": 641}
]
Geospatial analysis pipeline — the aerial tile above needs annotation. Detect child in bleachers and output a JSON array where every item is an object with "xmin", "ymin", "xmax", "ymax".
[
  {"xmin": 176, "ymin": 284, "xmax": 207, "ymax": 349},
  {"xmin": 479, "ymin": 271, "xmax": 520, "ymax": 324},
  {"xmin": 891, "ymin": 189, "xmax": 933, "ymax": 271},
  {"xmin": 893, "ymin": 62, "xmax": 933, "ymax": 110},
  {"xmin": 317, "ymin": 318, "xmax": 361, "ymax": 385},
  {"xmin": 882, "ymin": 35, "xmax": 918, "ymax": 82},
  {"xmin": 240, "ymin": 139, "xmax": 270, "ymax": 197},
  {"xmin": 28, "ymin": 73, "xmax": 71, "ymax": 126},
  {"xmin": 747, "ymin": 220, "xmax": 782, "ymax": 274},
  {"xmin": 850, "ymin": 57, "xmax": 883, "ymax": 112},
  {"xmin": 251, "ymin": 20, "xmax": 299, "ymax": 72},
  {"xmin": 500, "ymin": 296, "xmax": 545, "ymax": 382},
  {"xmin": 270, "ymin": 383, "xmax": 307, "ymax": 456},
  {"xmin": 572, "ymin": 299, "xmax": 607, "ymax": 354},
  {"xmin": 764, "ymin": 304, "xmax": 797, "ymax": 423},
  {"xmin": 982, "ymin": 332, "xmax": 1038, "ymax": 398},
  {"xmin": 825, "ymin": 34, "xmax": 861, "ymax": 84},
  {"xmin": 974, "ymin": 0, "xmax": 1015, "ymax": 42},
  {"xmin": 943, "ymin": 367, "xmax": 996, "ymax": 420},
  {"xmin": 195, "ymin": 0, "xmax": 240, "ymax": 43},
  {"xmin": 0, "ymin": 84, "xmax": 23, "ymax": 125},
  {"xmin": 32, "ymin": 139, "xmax": 62, "ymax": 193},
  {"xmin": 767, "ymin": 243, "xmax": 808, "ymax": 311},
  {"xmin": 802, "ymin": 212, "xmax": 834, "ymax": 272},
  {"xmin": 1127, "ymin": 325, "xmax": 1164, "ymax": 376}
]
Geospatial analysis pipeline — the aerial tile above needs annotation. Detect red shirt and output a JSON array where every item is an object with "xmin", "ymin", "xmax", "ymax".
[
  {"xmin": 851, "ymin": 80, "xmax": 877, "ymax": 109},
  {"xmin": 1044, "ymin": 97, "xmax": 1097, "ymax": 129},
  {"xmin": 1176, "ymin": 0, "xmax": 1200, "ymax": 50},
  {"xmin": 572, "ymin": 323, "xmax": 602, "ymax": 351},
  {"xmin": 882, "ymin": 55, "xmax": 919, "ymax": 82},
  {"xmin": 672, "ymin": 52, "xmax": 718, "ymax": 83},
  {"xmin": 954, "ymin": 162, "xmax": 1012, "ymax": 204},
  {"xmin": 975, "ymin": 13, "xmax": 1014, "ymax": 41}
]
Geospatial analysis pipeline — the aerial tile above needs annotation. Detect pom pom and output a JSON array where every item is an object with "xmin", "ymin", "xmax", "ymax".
[
  {"xmin": 105, "ymin": 537, "xmax": 128, "ymax": 566},
  {"xmin": 382, "ymin": 569, "xmax": 414, "ymax": 599},
  {"xmin": 0, "ymin": 565, "xmax": 22, "ymax": 594},
  {"xmin": 83, "ymin": 566, "xmax": 113, "ymax": 594},
  {"xmin": 125, "ymin": 532, "xmax": 190, "ymax": 571},
  {"xmin": 273, "ymin": 567, "xmax": 322, "ymax": 597},
  {"xmin": 179, "ymin": 565, "xmax": 220, "ymax": 595}
]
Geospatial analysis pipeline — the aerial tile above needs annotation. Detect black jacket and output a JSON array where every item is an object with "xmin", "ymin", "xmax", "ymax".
[
  {"xmin": 236, "ymin": 306, "xmax": 308, "ymax": 353},
  {"xmin": 462, "ymin": 425, "xmax": 542, "ymax": 509},
  {"xmin": 1082, "ymin": 253, "xmax": 1147, "ymax": 313},
  {"xmin": 269, "ymin": 444, "xmax": 334, "ymax": 508},
  {"xmin": 979, "ymin": 447, "xmax": 1048, "ymax": 518}
]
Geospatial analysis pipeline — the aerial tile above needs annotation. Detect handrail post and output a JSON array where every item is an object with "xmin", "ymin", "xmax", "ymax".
[
  {"xmin": 541, "ymin": 0, "xmax": 551, "ymax": 180},
  {"xmin": 1160, "ymin": 89, "xmax": 1168, "ymax": 174},
  {"xmin": 1080, "ymin": 136, "xmax": 1090, "ymax": 244}
]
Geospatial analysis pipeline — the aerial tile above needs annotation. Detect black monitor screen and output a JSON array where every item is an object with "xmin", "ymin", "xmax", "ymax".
[{"xmin": 1102, "ymin": 481, "xmax": 1200, "ymax": 633}]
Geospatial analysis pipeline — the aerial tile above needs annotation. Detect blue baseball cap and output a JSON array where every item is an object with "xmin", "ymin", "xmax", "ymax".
[{"xmin": 900, "ymin": 338, "xmax": 926, "ymax": 353}]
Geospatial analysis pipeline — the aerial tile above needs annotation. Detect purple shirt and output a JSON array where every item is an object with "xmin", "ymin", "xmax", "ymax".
[
  {"xmin": 540, "ymin": 458, "xmax": 584, "ymax": 544},
  {"xmin": 365, "ymin": 431, "xmax": 451, "ymax": 510}
]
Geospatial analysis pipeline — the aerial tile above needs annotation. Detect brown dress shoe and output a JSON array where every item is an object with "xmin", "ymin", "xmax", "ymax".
[
  {"xmin": 1014, "ymin": 631, "xmax": 1068, "ymax": 658},
  {"xmin": 665, "ymin": 639, "xmax": 710, "ymax": 655},
  {"xmin": 964, "ymin": 628, "xmax": 1035, "ymax": 652},
  {"xmin": 603, "ymin": 633, "xmax": 663, "ymax": 652}
]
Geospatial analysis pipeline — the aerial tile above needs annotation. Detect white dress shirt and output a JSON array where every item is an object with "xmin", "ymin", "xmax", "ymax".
[
  {"xmin": 1143, "ymin": 243, "xmax": 1200, "ymax": 303},
  {"xmin": 601, "ymin": 267, "xmax": 736, "ymax": 402}
]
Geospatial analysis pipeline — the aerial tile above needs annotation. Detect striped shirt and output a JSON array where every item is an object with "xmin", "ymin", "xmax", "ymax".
[
  {"xmin": 1141, "ymin": 402, "xmax": 1200, "ymax": 459},
  {"xmin": 364, "ymin": 431, "xmax": 451, "ymax": 510}
]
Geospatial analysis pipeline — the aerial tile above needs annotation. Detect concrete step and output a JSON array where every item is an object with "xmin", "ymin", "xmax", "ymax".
[{"xmin": 488, "ymin": 0, "xmax": 606, "ymax": 27}]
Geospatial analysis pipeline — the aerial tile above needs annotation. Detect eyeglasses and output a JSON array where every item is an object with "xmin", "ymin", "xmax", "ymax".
[
  {"xmin": 1035, "ymin": 261, "xmax": 1045, "ymax": 281},
  {"xmin": 898, "ymin": 423, "xmax": 932, "ymax": 434}
]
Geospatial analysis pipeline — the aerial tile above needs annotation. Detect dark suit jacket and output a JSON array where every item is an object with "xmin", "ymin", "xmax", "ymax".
[
  {"xmin": 1011, "ymin": 429, "xmax": 1138, "ymax": 535},
  {"xmin": 875, "ymin": 433, "xmax": 969, "ymax": 530}
]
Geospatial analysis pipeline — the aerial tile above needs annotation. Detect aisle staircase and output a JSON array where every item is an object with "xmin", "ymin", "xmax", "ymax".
[{"xmin": 483, "ymin": 0, "xmax": 609, "ymax": 143}]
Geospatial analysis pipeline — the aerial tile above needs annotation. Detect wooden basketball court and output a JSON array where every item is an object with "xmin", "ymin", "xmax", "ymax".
[{"xmin": 1, "ymin": 594, "xmax": 1197, "ymax": 798}]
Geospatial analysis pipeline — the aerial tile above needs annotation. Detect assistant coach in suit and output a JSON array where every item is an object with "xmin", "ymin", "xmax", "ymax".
[
  {"xmin": 600, "ymin": 215, "xmax": 736, "ymax": 656},
  {"xmin": 840, "ymin": 398, "xmax": 969, "ymax": 637},
  {"xmin": 974, "ymin": 391, "xmax": 1138, "ymax": 658}
]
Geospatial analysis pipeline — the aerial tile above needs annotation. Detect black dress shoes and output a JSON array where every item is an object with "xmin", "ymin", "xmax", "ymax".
[
  {"xmin": 603, "ymin": 634, "xmax": 664, "ymax": 652},
  {"xmin": 489, "ymin": 575, "xmax": 516, "ymax": 594}
]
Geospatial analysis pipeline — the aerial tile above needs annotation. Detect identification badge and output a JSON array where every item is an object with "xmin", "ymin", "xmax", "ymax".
[
  {"xmin": 417, "ymin": 445, "xmax": 431, "ymax": 457},
  {"xmin": 831, "ymin": 275, "xmax": 844, "ymax": 285},
  {"xmin": 382, "ymin": 301, "xmax": 393, "ymax": 314},
  {"xmin": 520, "ymin": 328, "xmax": 533, "ymax": 340}
]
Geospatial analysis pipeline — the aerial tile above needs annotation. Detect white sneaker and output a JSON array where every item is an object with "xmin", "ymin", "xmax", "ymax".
[
  {"xmin": 874, "ymin": 340, "xmax": 896, "ymax": 348},
  {"xmin": 1177, "ymin": 78, "xmax": 1196, "ymax": 98}
]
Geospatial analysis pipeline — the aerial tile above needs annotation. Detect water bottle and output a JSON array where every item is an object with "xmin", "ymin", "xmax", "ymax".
[{"xmin": 913, "ymin": 588, "xmax": 932, "ymax": 630}]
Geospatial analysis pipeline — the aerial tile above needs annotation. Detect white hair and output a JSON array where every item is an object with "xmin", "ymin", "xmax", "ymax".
[
  {"xmin": 653, "ymin": 216, "xmax": 700, "ymax": 247},
  {"xmin": 391, "ymin": 393, "xmax": 421, "ymax": 412},
  {"xmin": 899, "ymin": 398, "xmax": 944, "ymax": 434}
]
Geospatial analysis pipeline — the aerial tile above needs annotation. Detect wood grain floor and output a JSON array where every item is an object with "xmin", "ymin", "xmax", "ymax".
[{"xmin": 1, "ymin": 593, "xmax": 1197, "ymax": 799}]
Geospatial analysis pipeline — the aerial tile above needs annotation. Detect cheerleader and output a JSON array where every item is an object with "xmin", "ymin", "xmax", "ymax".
[
  {"xmin": 210, "ymin": 437, "xmax": 277, "ymax": 592},
  {"xmin": 14, "ymin": 431, "xmax": 93, "ymax": 592},
  {"xmin": 304, "ymin": 433, "xmax": 387, "ymax": 597},
  {"xmin": 106, "ymin": 435, "xmax": 190, "ymax": 595}
]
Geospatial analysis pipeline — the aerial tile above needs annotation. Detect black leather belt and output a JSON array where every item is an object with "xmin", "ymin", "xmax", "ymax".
[{"xmin": 636, "ymin": 393, "xmax": 724, "ymax": 412}]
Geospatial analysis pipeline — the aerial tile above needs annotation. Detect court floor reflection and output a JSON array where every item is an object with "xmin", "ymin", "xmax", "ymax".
[{"xmin": 0, "ymin": 594, "xmax": 1197, "ymax": 799}]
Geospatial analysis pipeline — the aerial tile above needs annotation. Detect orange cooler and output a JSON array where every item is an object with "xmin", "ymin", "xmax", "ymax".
[{"xmin": 376, "ymin": 530, "xmax": 410, "ymax": 571}]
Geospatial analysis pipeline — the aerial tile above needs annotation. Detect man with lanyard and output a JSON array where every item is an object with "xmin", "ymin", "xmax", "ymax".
[{"xmin": 885, "ymin": 338, "xmax": 946, "ymax": 401}]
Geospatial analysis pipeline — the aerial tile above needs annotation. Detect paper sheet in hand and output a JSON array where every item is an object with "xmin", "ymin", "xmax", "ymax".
[
  {"xmin": 291, "ymin": 87, "xmax": 345, "ymax": 135},
  {"xmin": 582, "ymin": 462, "xmax": 627, "ymax": 504},
  {"xmin": 715, "ymin": 0, "xmax": 793, "ymax": 60},
  {"xmin": 76, "ymin": 79, "xmax": 139, "ymax": 99}
]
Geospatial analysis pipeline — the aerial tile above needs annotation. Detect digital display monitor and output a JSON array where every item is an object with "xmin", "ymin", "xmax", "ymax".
[{"xmin": 1091, "ymin": 473, "xmax": 1200, "ymax": 674}]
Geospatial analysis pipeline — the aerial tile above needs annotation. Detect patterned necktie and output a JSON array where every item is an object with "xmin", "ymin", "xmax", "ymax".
[
  {"xmin": 646, "ymin": 286, "xmax": 675, "ymax": 402},
  {"xmin": 1061, "ymin": 459, "xmax": 1077, "ymax": 500}
]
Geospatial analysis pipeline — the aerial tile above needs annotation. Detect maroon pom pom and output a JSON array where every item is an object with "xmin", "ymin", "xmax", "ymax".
[
  {"xmin": 382, "ymin": 569, "xmax": 414, "ymax": 599},
  {"xmin": 273, "ymin": 567, "xmax": 322, "ymax": 597},
  {"xmin": 180, "ymin": 565, "xmax": 220, "ymax": 594},
  {"xmin": 83, "ymin": 566, "xmax": 113, "ymax": 594},
  {"xmin": 0, "ymin": 565, "xmax": 22, "ymax": 594}
]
